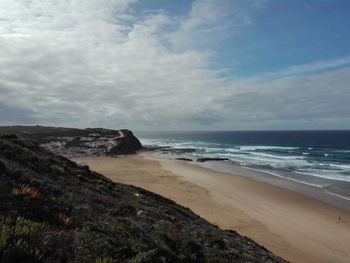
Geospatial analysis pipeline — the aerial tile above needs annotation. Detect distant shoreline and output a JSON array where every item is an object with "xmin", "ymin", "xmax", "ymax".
[{"xmin": 73, "ymin": 153, "xmax": 350, "ymax": 263}]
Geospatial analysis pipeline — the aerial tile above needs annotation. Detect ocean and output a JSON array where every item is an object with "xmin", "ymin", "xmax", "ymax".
[{"xmin": 136, "ymin": 130, "xmax": 350, "ymax": 201}]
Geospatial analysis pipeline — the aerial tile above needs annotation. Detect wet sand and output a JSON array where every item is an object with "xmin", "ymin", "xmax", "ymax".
[{"xmin": 73, "ymin": 154, "xmax": 350, "ymax": 263}]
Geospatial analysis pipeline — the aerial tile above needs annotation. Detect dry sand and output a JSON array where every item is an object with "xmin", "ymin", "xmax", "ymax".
[{"xmin": 73, "ymin": 154, "xmax": 350, "ymax": 263}]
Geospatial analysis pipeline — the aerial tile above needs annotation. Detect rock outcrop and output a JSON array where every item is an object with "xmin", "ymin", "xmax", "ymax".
[
  {"xmin": 197, "ymin": 157, "xmax": 229, "ymax": 162},
  {"xmin": 107, "ymin": 129, "xmax": 142, "ymax": 155},
  {"xmin": 0, "ymin": 134, "xmax": 287, "ymax": 263},
  {"xmin": 176, "ymin": 158, "xmax": 193, "ymax": 161}
]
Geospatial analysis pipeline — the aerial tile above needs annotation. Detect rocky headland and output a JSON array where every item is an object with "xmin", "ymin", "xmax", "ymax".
[{"xmin": 0, "ymin": 126, "xmax": 142, "ymax": 157}]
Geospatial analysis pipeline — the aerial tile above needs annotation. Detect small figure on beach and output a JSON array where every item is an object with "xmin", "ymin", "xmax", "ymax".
[{"xmin": 337, "ymin": 216, "xmax": 341, "ymax": 223}]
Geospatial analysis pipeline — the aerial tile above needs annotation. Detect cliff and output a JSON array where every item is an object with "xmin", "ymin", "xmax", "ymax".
[
  {"xmin": 0, "ymin": 134, "xmax": 287, "ymax": 262},
  {"xmin": 108, "ymin": 129, "xmax": 142, "ymax": 155},
  {"xmin": 0, "ymin": 126, "xmax": 142, "ymax": 156}
]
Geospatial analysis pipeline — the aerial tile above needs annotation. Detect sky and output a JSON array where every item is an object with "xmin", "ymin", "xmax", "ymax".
[{"xmin": 0, "ymin": 0, "xmax": 350, "ymax": 131}]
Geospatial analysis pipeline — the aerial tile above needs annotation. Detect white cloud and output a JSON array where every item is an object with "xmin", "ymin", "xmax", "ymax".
[
  {"xmin": 266, "ymin": 56, "xmax": 350, "ymax": 78},
  {"xmin": 168, "ymin": 0, "xmax": 264, "ymax": 50},
  {"xmin": 0, "ymin": 0, "xmax": 349, "ymax": 130},
  {"xmin": 0, "ymin": 0, "xmax": 224, "ymax": 128},
  {"xmin": 211, "ymin": 67, "xmax": 350, "ymax": 129}
]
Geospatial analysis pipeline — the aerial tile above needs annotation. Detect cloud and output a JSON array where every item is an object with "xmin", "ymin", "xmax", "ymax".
[
  {"xmin": 212, "ymin": 67, "xmax": 350, "ymax": 129},
  {"xmin": 0, "ymin": 102, "xmax": 36, "ymax": 124},
  {"xmin": 266, "ymin": 56, "xmax": 350, "ymax": 78},
  {"xmin": 0, "ymin": 0, "xmax": 349, "ymax": 130},
  {"xmin": 168, "ymin": 0, "xmax": 264, "ymax": 50},
  {"xmin": 0, "ymin": 0, "xmax": 223, "ymax": 128}
]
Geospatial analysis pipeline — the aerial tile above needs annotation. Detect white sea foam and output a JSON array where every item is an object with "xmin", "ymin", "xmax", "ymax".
[
  {"xmin": 239, "ymin": 145, "xmax": 299, "ymax": 151},
  {"xmin": 247, "ymin": 151, "xmax": 305, "ymax": 160},
  {"xmin": 242, "ymin": 167, "xmax": 325, "ymax": 188},
  {"xmin": 295, "ymin": 170, "xmax": 350, "ymax": 182},
  {"xmin": 248, "ymin": 168, "xmax": 350, "ymax": 200},
  {"xmin": 224, "ymin": 148, "xmax": 241, "ymax": 153},
  {"xmin": 228, "ymin": 154, "xmax": 309, "ymax": 167},
  {"xmin": 141, "ymin": 137, "xmax": 350, "ymax": 184},
  {"xmin": 328, "ymin": 163, "xmax": 350, "ymax": 169}
]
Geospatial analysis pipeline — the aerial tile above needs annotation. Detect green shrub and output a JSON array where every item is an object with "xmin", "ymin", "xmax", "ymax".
[
  {"xmin": 0, "ymin": 217, "xmax": 12, "ymax": 249},
  {"xmin": 13, "ymin": 238, "xmax": 42, "ymax": 259},
  {"xmin": 0, "ymin": 216, "xmax": 45, "ymax": 262},
  {"xmin": 14, "ymin": 218, "xmax": 45, "ymax": 236},
  {"xmin": 0, "ymin": 216, "xmax": 45, "ymax": 245},
  {"xmin": 96, "ymin": 256, "xmax": 113, "ymax": 263}
]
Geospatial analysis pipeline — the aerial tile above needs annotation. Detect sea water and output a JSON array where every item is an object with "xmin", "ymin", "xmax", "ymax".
[{"xmin": 136, "ymin": 130, "xmax": 350, "ymax": 200}]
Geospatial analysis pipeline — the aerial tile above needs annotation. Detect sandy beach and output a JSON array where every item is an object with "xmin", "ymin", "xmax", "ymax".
[{"xmin": 73, "ymin": 154, "xmax": 350, "ymax": 263}]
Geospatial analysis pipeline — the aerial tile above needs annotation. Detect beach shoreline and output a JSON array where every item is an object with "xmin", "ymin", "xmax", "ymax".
[
  {"xmin": 190, "ymin": 158, "xmax": 350, "ymax": 212},
  {"xmin": 73, "ymin": 153, "xmax": 350, "ymax": 263},
  {"xmin": 146, "ymin": 148, "xmax": 350, "ymax": 208}
]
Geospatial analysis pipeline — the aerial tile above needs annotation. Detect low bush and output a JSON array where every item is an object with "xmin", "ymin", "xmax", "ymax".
[
  {"xmin": 0, "ymin": 216, "xmax": 45, "ymax": 262},
  {"xmin": 95, "ymin": 257, "xmax": 113, "ymax": 263}
]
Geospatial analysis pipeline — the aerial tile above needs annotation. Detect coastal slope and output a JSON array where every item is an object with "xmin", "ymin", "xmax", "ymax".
[{"xmin": 0, "ymin": 134, "xmax": 286, "ymax": 262}]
